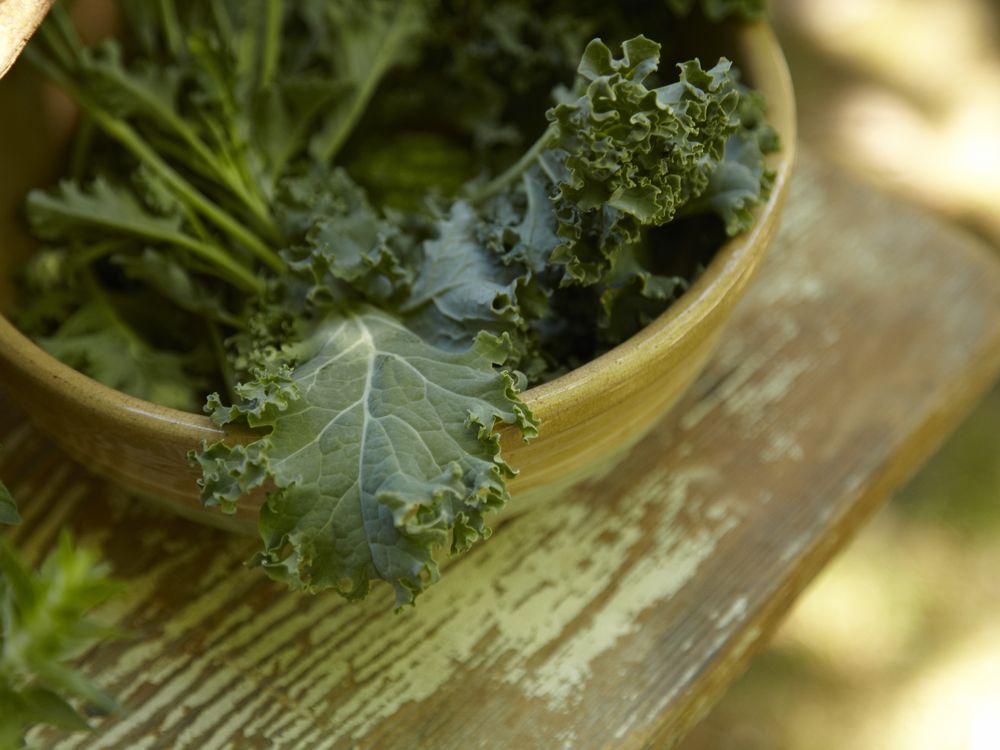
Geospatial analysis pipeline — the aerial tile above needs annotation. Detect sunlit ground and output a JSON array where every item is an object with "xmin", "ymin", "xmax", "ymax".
[{"xmin": 680, "ymin": 1, "xmax": 1000, "ymax": 749}]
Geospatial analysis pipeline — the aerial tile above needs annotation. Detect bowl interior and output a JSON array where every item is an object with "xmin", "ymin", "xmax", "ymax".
[{"xmin": 0, "ymin": 16, "xmax": 795, "ymax": 524}]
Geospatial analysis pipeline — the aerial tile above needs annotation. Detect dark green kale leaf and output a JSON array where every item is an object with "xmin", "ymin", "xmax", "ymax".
[
  {"xmin": 459, "ymin": 34, "xmax": 775, "ymax": 364},
  {"xmin": 438, "ymin": 0, "xmax": 595, "ymax": 98},
  {"xmin": 399, "ymin": 201, "xmax": 532, "ymax": 352},
  {"xmin": 682, "ymin": 87, "xmax": 780, "ymax": 235},
  {"xmin": 547, "ymin": 41, "xmax": 742, "ymax": 284},
  {"xmin": 433, "ymin": 0, "xmax": 594, "ymax": 140},
  {"xmin": 598, "ymin": 241, "xmax": 689, "ymax": 345},
  {"xmin": 562, "ymin": 41, "xmax": 740, "ymax": 224},
  {"xmin": 487, "ymin": 167, "xmax": 564, "ymax": 277},
  {"xmin": 345, "ymin": 131, "xmax": 477, "ymax": 212},
  {"xmin": 277, "ymin": 167, "xmax": 411, "ymax": 309},
  {"xmin": 470, "ymin": 36, "xmax": 742, "ymax": 286},
  {"xmin": 194, "ymin": 308, "xmax": 537, "ymax": 607}
]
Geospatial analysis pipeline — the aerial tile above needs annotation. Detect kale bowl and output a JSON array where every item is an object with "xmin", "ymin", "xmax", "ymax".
[{"xmin": 0, "ymin": 2, "xmax": 794, "ymax": 604}]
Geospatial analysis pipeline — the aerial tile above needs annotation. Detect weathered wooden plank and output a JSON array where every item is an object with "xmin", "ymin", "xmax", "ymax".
[{"xmin": 4, "ymin": 152, "xmax": 1000, "ymax": 749}]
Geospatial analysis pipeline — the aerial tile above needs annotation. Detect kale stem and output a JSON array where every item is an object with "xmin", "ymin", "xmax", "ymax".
[
  {"xmin": 177, "ymin": 198, "xmax": 213, "ymax": 242},
  {"xmin": 313, "ymin": 4, "xmax": 424, "ymax": 162},
  {"xmin": 24, "ymin": 56, "xmax": 265, "ymax": 291},
  {"xmin": 468, "ymin": 124, "xmax": 557, "ymax": 203},
  {"xmin": 314, "ymin": 86, "xmax": 371, "ymax": 165},
  {"xmin": 98, "ymin": 69, "xmax": 280, "ymax": 239},
  {"xmin": 209, "ymin": 0, "xmax": 234, "ymax": 40},
  {"xmin": 93, "ymin": 111, "xmax": 284, "ymax": 274},
  {"xmin": 69, "ymin": 114, "xmax": 95, "ymax": 180},
  {"xmin": 72, "ymin": 217, "xmax": 261, "ymax": 293},
  {"xmin": 46, "ymin": 5, "xmax": 84, "ymax": 64},
  {"xmin": 32, "ymin": 15, "xmax": 283, "ymax": 264},
  {"xmin": 167, "ymin": 232, "xmax": 264, "ymax": 293},
  {"xmin": 157, "ymin": 0, "xmax": 184, "ymax": 59},
  {"xmin": 72, "ymin": 239, "xmax": 131, "ymax": 267},
  {"xmin": 35, "ymin": 6, "xmax": 80, "ymax": 72},
  {"xmin": 260, "ymin": 0, "xmax": 283, "ymax": 91},
  {"xmin": 207, "ymin": 321, "xmax": 238, "ymax": 402}
]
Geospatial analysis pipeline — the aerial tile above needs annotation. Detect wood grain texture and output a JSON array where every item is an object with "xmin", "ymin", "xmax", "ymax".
[{"xmin": 4, "ymin": 153, "xmax": 1000, "ymax": 749}]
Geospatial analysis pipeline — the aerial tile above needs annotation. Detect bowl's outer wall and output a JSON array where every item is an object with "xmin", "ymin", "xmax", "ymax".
[{"xmin": 0, "ymin": 24, "xmax": 795, "ymax": 532}]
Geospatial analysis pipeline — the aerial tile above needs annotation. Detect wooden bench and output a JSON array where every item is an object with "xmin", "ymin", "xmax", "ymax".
[{"xmin": 4, "ymin": 152, "xmax": 1000, "ymax": 749}]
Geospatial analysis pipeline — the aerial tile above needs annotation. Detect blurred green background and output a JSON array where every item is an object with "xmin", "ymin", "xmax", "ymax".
[{"xmin": 680, "ymin": 1, "xmax": 1000, "ymax": 748}]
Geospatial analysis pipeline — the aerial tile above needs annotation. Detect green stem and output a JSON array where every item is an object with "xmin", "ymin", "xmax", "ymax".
[
  {"xmin": 468, "ymin": 125, "xmax": 557, "ymax": 203},
  {"xmin": 209, "ymin": 0, "xmax": 235, "ymax": 43},
  {"xmin": 30, "ymin": 23, "xmax": 284, "ymax": 275},
  {"xmin": 87, "ymin": 108, "xmax": 282, "ymax": 275},
  {"xmin": 45, "ymin": 5, "xmax": 83, "ymax": 68},
  {"xmin": 165, "ymin": 230, "xmax": 264, "ymax": 293},
  {"xmin": 260, "ymin": 0, "xmax": 283, "ymax": 91},
  {"xmin": 69, "ymin": 114, "xmax": 95, "ymax": 181},
  {"xmin": 207, "ymin": 321, "xmax": 238, "ymax": 402},
  {"xmin": 184, "ymin": 35, "xmax": 279, "ymax": 234},
  {"xmin": 72, "ymin": 239, "xmax": 132, "ymax": 268},
  {"xmin": 157, "ymin": 0, "xmax": 184, "ymax": 59},
  {"xmin": 61, "ymin": 199, "xmax": 262, "ymax": 292},
  {"xmin": 179, "ymin": 199, "xmax": 216, "ymax": 246},
  {"xmin": 313, "ymin": 6, "xmax": 423, "ymax": 162},
  {"xmin": 99, "ymin": 70, "xmax": 279, "ymax": 238}
]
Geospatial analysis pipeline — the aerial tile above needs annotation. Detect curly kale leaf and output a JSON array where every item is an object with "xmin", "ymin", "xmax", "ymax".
[
  {"xmin": 274, "ymin": 168, "xmax": 540, "ymax": 356},
  {"xmin": 684, "ymin": 87, "xmax": 780, "ymax": 235},
  {"xmin": 453, "ymin": 34, "xmax": 777, "ymax": 363},
  {"xmin": 490, "ymin": 167, "xmax": 565, "ymax": 277},
  {"xmin": 472, "ymin": 37, "xmax": 742, "ymax": 286},
  {"xmin": 559, "ymin": 39, "xmax": 740, "ymax": 225},
  {"xmin": 277, "ymin": 167, "xmax": 411, "ymax": 308},
  {"xmin": 428, "ymin": 0, "xmax": 596, "ymax": 146},
  {"xmin": 551, "ymin": 40, "xmax": 741, "ymax": 284},
  {"xmin": 194, "ymin": 309, "xmax": 537, "ymax": 606},
  {"xmin": 599, "ymin": 241, "xmax": 688, "ymax": 340},
  {"xmin": 399, "ymin": 201, "xmax": 533, "ymax": 352},
  {"xmin": 0, "ymin": 534, "xmax": 120, "ymax": 744},
  {"xmin": 685, "ymin": 131, "xmax": 772, "ymax": 236}
]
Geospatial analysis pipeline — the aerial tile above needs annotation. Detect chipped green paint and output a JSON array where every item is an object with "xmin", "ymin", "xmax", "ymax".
[
  {"xmin": 17, "ymin": 457, "xmax": 738, "ymax": 750},
  {"xmin": 715, "ymin": 597, "xmax": 749, "ymax": 630}
]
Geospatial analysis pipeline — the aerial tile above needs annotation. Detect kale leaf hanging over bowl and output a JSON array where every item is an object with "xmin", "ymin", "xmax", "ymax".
[{"xmin": 16, "ymin": 0, "xmax": 778, "ymax": 606}]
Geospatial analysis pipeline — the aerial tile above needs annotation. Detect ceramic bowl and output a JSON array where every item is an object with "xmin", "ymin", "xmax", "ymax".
[{"xmin": 0, "ymin": 21, "xmax": 796, "ymax": 533}]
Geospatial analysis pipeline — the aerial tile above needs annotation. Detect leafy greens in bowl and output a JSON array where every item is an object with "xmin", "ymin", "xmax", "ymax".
[{"xmin": 0, "ymin": 0, "xmax": 794, "ymax": 606}]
